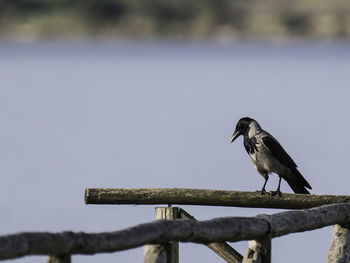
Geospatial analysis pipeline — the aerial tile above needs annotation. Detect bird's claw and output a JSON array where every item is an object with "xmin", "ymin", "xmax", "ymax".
[
  {"xmin": 270, "ymin": 190, "xmax": 282, "ymax": 197},
  {"xmin": 259, "ymin": 189, "xmax": 267, "ymax": 195}
]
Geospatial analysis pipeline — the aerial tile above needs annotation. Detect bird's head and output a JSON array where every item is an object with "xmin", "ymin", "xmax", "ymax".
[{"xmin": 230, "ymin": 117, "xmax": 254, "ymax": 143}]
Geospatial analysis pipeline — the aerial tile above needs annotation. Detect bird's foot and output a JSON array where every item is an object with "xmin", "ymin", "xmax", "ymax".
[
  {"xmin": 270, "ymin": 190, "xmax": 282, "ymax": 197},
  {"xmin": 259, "ymin": 189, "xmax": 268, "ymax": 195}
]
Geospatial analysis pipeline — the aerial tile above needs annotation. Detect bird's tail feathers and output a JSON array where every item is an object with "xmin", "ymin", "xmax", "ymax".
[
  {"xmin": 284, "ymin": 170, "xmax": 311, "ymax": 194},
  {"xmin": 292, "ymin": 168, "xmax": 312, "ymax": 190}
]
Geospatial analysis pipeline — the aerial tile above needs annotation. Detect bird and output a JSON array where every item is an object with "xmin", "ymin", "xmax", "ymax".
[{"xmin": 230, "ymin": 117, "xmax": 311, "ymax": 195}]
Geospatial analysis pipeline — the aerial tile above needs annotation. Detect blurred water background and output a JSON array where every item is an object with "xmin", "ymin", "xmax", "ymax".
[
  {"xmin": 1, "ymin": 0, "xmax": 350, "ymax": 40},
  {"xmin": 1, "ymin": 1, "xmax": 350, "ymax": 263}
]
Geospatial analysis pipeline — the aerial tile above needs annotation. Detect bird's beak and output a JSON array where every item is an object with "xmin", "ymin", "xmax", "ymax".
[{"xmin": 230, "ymin": 130, "xmax": 240, "ymax": 143}]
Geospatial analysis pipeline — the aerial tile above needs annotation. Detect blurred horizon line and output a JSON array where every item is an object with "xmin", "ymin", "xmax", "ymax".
[{"xmin": 1, "ymin": 0, "xmax": 350, "ymax": 41}]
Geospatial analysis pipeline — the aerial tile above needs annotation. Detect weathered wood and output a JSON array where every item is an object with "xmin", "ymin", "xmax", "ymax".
[
  {"xmin": 259, "ymin": 203, "xmax": 350, "ymax": 237},
  {"xmin": 156, "ymin": 207, "xmax": 179, "ymax": 263},
  {"xmin": 47, "ymin": 254, "xmax": 71, "ymax": 263},
  {"xmin": 1, "ymin": 203, "xmax": 350, "ymax": 260},
  {"xmin": 143, "ymin": 245, "xmax": 166, "ymax": 263},
  {"xmin": 179, "ymin": 208, "xmax": 243, "ymax": 263},
  {"xmin": 206, "ymin": 243, "xmax": 243, "ymax": 263},
  {"xmin": 0, "ymin": 218, "xmax": 268, "ymax": 260},
  {"xmin": 85, "ymin": 188, "xmax": 350, "ymax": 209},
  {"xmin": 242, "ymin": 236, "xmax": 271, "ymax": 263},
  {"xmin": 144, "ymin": 207, "xmax": 179, "ymax": 263},
  {"xmin": 327, "ymin": 224, "xmax": 350, "ymax": 263}
]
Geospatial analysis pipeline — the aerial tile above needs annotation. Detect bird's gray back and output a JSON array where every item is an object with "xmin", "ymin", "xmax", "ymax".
[{"xmin": 246, "ymin": 126, "xmax": 289, "ymax": 176}]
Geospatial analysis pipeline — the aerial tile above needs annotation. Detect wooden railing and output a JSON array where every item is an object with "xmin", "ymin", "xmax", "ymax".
[
  {"xmin": 0, "ymin": 188, "xmax": 350, "ymax": 263},
  {"xmin": 84, "ymin": 188, "xmax": 350, "ymax": 209}
]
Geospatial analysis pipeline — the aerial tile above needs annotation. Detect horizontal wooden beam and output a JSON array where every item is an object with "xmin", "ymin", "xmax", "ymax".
[
  {"xmin": 85, "ymin": 188, "xmax": 350, "ymax": 209},
  {"xmin": 260, "ymin": 203, "xmax": 350, "ymax": 237},
  {"xmin": 0, "ymin": 216, "xmax": 268, "ymax": 260},
  {"xmin": 1, "ymin": 203, "xmax": 350, "ymax": 260}
]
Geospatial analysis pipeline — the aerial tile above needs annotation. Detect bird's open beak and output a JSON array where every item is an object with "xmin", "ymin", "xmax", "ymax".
[{"xmin": 230, "ymin": 131, "xmax": 240, "ymax": 143}]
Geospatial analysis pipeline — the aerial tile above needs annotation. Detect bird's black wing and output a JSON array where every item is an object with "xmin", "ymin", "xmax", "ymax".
[
  {"xmin": 261, "ymin": 134, "xmax": 297, "ymax": 168},
  {"xmin": 262, "ymin": 133, "xmax": 312, "ymax": 190}
]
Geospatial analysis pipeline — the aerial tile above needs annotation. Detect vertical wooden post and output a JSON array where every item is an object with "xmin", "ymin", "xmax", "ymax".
[
  {"xmin": 327, "ymin": 224, "xmax": 350, "ymax": 263},
  {"xmin": 47, "ymin": 254, "xmax": 71, "ymax": 263},
  {"xmin": 155, "ymin": 207, "xmax": 179, "ymax": 263},
  {"xmin": 143, "ymin": 207, "xmax": 179, "ymax": 263},
  {"xmin": 143, "ymin": 245, "xmax": 167, "ymax": 263},
  {"xmin": 243, "ymin": 235, "xmax": 271, "ymax": 263}
]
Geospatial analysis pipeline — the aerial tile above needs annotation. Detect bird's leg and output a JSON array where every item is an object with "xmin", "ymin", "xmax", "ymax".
[
  {"xmin": 260, "ymin": 174, "xmax": 269, "ymax": 195},
  {"xmin": 271, "ymin": 176, "xmax": 282, "ymax": 197}
]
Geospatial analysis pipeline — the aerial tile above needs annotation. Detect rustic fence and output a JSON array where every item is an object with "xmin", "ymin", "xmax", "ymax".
[{"xmin": 1, "ymin": 188, "xmax": 350, "ymax": 263}]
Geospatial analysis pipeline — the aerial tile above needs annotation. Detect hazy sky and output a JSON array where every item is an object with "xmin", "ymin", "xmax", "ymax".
[{"xmin": 1, "ymin": 40, "xmax": 350, "ymax": 262}]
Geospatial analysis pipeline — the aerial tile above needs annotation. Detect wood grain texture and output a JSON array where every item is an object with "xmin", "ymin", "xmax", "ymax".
[
  {"xmin": 327, "ymin": 224, "xmax": 350, "ymax": 263},
  {"xmin": 144, "ymin": 207, "xmax": 179, "ymax": 263},
  {"xmin": 1, "ymin": 203, "xmax": 350, "ymax": 260},
  {"xmin": 143, "ymin": 245, "xmax": 166, "ymax": 263},
  {"xmin": 0, "ymin": 218, "xmax": 268, "ymax": 260},
  {"xmin": 258, "ymin": 203, "xmax": 350, "ymax": 237},
  {"xmin": 242, "ymin": 236, "xmax": 271, "ymax": 263},
  {"xmin": 85, "ymin": 188, "xmax": 350, "ymax": 209}
]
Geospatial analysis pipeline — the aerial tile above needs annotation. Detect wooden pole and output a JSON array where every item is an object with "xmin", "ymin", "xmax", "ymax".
[
  {"xmin": 179, "ymin": 208, "xmax": 243, "ymax": 263},
  {"xmin": 143, "ymin": 207, "xmax": 179, "ymax": 263},
  {"xmin": 143, "ymin": 245, "xmax": 166, "ymax": 263},
  {"xmin": 85, "ymin": 188, "xmax": 350, "ymax": 209},
  {"xmin": 327, "ymin": 224, "xmax": 350, "ymax": 263},
  {"xmin": 2, "ymin": 203, "xmax": 350, "ymax": 260},
  {"xmin": 243, "ymin": 236, "xmax": 271, "ymax": 263}
]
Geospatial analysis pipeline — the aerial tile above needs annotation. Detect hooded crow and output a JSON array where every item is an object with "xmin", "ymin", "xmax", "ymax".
[{"xmin": 230, "ymin": 117, "xmax": 311, "ymax": 195}]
